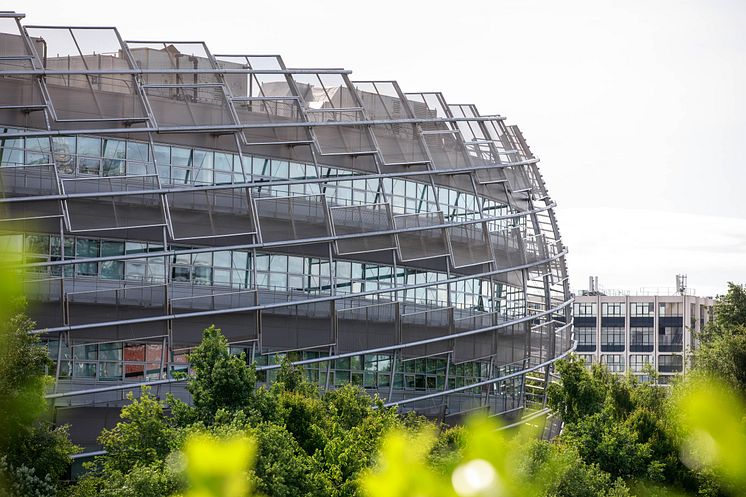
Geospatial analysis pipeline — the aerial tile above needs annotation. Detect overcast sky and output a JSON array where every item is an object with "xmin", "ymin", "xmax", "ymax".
[{"xmin": 17, "ymin": 0, "xmax": 746, "ymax": 296}]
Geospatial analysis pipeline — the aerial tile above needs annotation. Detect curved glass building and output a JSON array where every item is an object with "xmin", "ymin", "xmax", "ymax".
[{"xmin": 0, "ymin": 12, "xmax": 572, "ymax": 446}]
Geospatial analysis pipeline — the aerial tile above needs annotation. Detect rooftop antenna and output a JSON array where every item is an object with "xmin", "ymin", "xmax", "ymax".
[
  {"xmin": 589, "ymin": 276, "xmax": 599, "ymax": 294},
  {"xmin": 676, "ymin": 274, "xmax": 687, "ymax": 295}
]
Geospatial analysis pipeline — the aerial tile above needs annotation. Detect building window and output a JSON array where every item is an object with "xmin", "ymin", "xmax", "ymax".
[
  {"xmin": 629, "ymin": 302, "xmax": 654, "ymax": 317},
  {"xmin": 659, "ymin": 326, "xmax": 683, "ymax": 352},
  {"xmin": 659, "ymin": 302, "xmax": 683, "ymax": 317},
  {"xmin": 575, "ymin": 327, "xmax": 596, "ymax": 352},
  {"xmin": 601, "ymin": 302, "xmax": 625, "ymax": 317},
  {"xmin": 629, "ymin": 354, "xmax": 652, "ymax": 373},
  {"xmin": 573, "ymin": 302, "xmax": 597, "ymax": 317},
  {"xmin": 658, "ymin": 354, "xmax": 683, "ymax": 373},
  {"xmin": 601, "ymin": 354, "xmax": 625, "ymax": 372},
  {"xmin": 577, "ymin": 354, "xmax": 594, "ymax": 367},
  {"xmin": 630, "ymin": 327, "xmax": 654, "ymax": 352},
  {"xmin": 601, "ymin": 326, "xmax": 625, "ymax": 352}
]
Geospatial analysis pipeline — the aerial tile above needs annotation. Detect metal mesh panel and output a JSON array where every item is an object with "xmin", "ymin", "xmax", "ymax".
[
  {"xmin": 63, "ymin": 175, "xmax": 164, "ymax": 231},
  {"xmin": 24, "ymin": 276, "xmax": 64, "ymax": 329},
  {"xmin": 171, "ymin": 288, "xmax": 258, "ymax": 347},
  {"xmin": 452, "ymin": 310, "xmax": 497, "ymax": 363},
  {"xmin": 422, "ymin": 131, "xmax": 470, "ymax": 171},
  {"xmin": 0, "ymin": 18, "xmax": 44, "ymax": 110},
  {"xmin": 25, "ymin": 27, "xmax": 148, "ymax": 123},
  {"xmin": 260, "ymin": 300, "xmax": 333, "ymax": 352},
  {"xmin": 144, "ymin": 85, "xmax": 236, "ymax": 127},
  {"xmin": 167, "ymin": 187, "xmax": 255, "ymax": 240},
  {"xmin": 448, "ymin": 222, "xmax": 493, "ymax": 268},
  {"xmin": 336, "ymin": 301, "xmax": 398, "ymax": 353},
  {"xmin": 0, "ymin": 164, "xmax": 62, "ymax": 221},
  {"xmin": 0, "ymin": 163, "xmax": 59, "ymax": 195},
  {"xmin": 331, "ymin": 203, "xmax": 396, "ymax": 255},
  {"xmin": 254, "ymin": 194, "xmax": 330, "ymax": 243},
  {"xmin": 495, "ymin": 323, "xmax": 529, "ymax": 367},
  {"xmin": 394, "ymin": 212, "xmax": 449, "ymax": 261},
  {"xmin": 65, "ymin": 194, "xmax": 164, "ymax": 231},
  {"xmin": 504, "ymin": 165, "xmax": 532, "ymax": 192},
  {"xmin": 66, "ymin": 282, "xmax": 167, "ymax": 326},
  {"xmin": 400, "ymin": 306, "xmax": 453, "ymax": 359},
  {"xmin": 475, "ymin": 182, "xmax": 511, "ymax": 206},
  {"xmin": 312, "ymin": 122, "xmax": 376, "ymax": 155},
  {"xmin": 353, "ymin": 81, "xmax": 428, "ymax": 164},
  {"xmin": 490, "ymin": 227, "xmax": 526, "ymax": 268}
]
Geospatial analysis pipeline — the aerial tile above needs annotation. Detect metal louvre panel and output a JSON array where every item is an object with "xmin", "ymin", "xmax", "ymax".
[
  {"xmin": 394, "ymin": 211, "xmax": 449, "ymax": 261},
  {"xmin": 529, "ymin": 320, "xmax": 557, "ymax": 363},
  {"xmin": 23, "ymin": 276, "xmax": 64, "ymax": 329},
  {"xmin": 336, "ymin": 301, "xmax": 399, "ymax": 353},
  {"xmin": 65, "ymin": 194, "xmax": 164, "ymax": 231},
  {"xmin": 0, "ymin": 75, "xmax": 45, "ymax": 109},
  {"xmin": 399, "ymin": 305, "xmax": 453, "ymax": 360},
  {"xmin": 490, "ymin": 227, "xmax": 526, "ymax": 269},
  {"xmin": 0, "ymin": 163, "xmax": 59, "ymax": 196},
  {"xmin": 144, "ymin": 85, "xmax": 236, "ymax": 128},
  {"xmin": 448, "ymin": 221, "xmax": 493, "ymax": 268},
  {"xmin": 475, "ymin": 182, "xmax": 511, "ymax": 208},
  {"xmin": 255, "ymin": 193, "xmax": 330, "ymax": 243},
  {"xmin": 312, "ymin": 122, "xmax": 376, "ymax": 155},
  {"xmin": 452, "ymin": 310, "xmax": 498, "ymax": 363},
  {"xmin": 63, "ymin": 175, "xmax": 165, "ymax": 231},
  {"xmin": 166, "ymin": 186, "xmax": 254, "ymax": 240},
  {"xmin": 422, "ymin": 131, "xmax": 470, "ymax": 171},
  {"xmin": 504, "ymin": 165, "xmax": 532, "ymax": 193},
  {"xmin": 370, "ymin": 123, "xmax": 428, "ymax": 164},
  {"xmin": 331, "ymin": 203, "xmax": 396, "ymax": 255},
  {"xmin": 66, "ymin": 282, "xmax": 167, "ymax": 326},
  {"xmin": 171, "ymin": 288, "xmax": 258, "ymax": 347},
  {"xmin": 260, "ymin": 300, "xmax": 333, "ymax": 352},
  {"xmin": 25, "ymin": 27, "xmax": 149, "ymax": 124},
  {"xmin": 495, "ymin": 323, "xmax": 530, "ymax": 367}
]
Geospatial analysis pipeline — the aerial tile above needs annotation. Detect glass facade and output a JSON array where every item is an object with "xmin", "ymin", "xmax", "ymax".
[{"xmin": 0, "ymin": 15, "xmax": 572, "ymax": 426}]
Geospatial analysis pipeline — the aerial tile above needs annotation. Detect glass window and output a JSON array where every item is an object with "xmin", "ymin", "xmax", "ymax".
[
  {"xmin": 99, "ymin": 342, "xmax": 122, "ymax": 361},
  {"xmin": 658, "ymin": 354, "xmax": 683, "ymax": 373},
  {"xmin": 659, "ymin": 326, "xmax": 683, "ymax": 352},
  {"xmin": 629, "ymin": 354, "xmax": 652, "ymax": 373},
  {"xmin": 630, "ymin": 302, "xmax": 654, "ymax": 317},
  {"xmin": 99, "ymin": 362, "xmax": 122, "ymax": 381},
  {"xmin": 102, "ymin": 138, "xmax": 126, "ymax": 176},
  {"xmin": 659, "ymin": 302, "xmax": 683, "ymax": 317},
  {"xmin": 126, "ymin": 141, "xmax": 150, "ymax": 162},
  {"xmin": 75, "ymin": 239, "xmax": 99, "ymax": 276},
  {"xmin": 601, "ymin": 354, "xmax": 625, "ymax": 372},
  {"xmin": 601, "ymin": 302, "xmax": 625, "ymax": 317},
  {"xmin": 600, "ymin": 326, "xmax": 625, "ymax": 352},
  {"xmin": 100, "ymin": 241, "xmax": 124, "ymax": 280},
  {"xmin": 575, "ymin": 327, "xmax": 596, "ymax": 352},
  {"xmin": 193, "ymin": 150, "xmax": 213, "ymax": 185},
  {"xmin": 630, "ymin": 327, "xmax": 654, "ymax": 352},
  {"xmin": 573, "ymin": 302, "xmax": 597, "ymax": 317}
]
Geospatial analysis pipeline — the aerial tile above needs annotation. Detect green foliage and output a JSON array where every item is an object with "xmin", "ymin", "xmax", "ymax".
[
  {"xmin": 186, "ymin": 325, "xmax": 257, "ymax": 424},
  {"xmin": 706, "ymin": 283, "xmax": 746, "ymax": 333},
  {"xmin": 0, "ymin": 300, "xmax": 78, "ymax": 496},
  {"xmin": 97, "ymin": 388, "xmax": 174, "ymax": 473}
]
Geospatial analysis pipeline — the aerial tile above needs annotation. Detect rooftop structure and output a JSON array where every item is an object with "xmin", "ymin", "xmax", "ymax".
[{"xmin": 0, "ymin": 12, "xmax": 572, "ymax": 449}]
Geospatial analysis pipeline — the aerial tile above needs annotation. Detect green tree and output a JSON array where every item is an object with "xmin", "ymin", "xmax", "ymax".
[
  {"xmin": 185, "ymin": 326, "xmax": 258, "ymax": 424},
  {"xmin": 0, "ymin": 300, "xmax": 77, "ymax": 497},
  {"xmin": 694, "ymin": 283, "xmax": 746, "ymax": 392}
]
